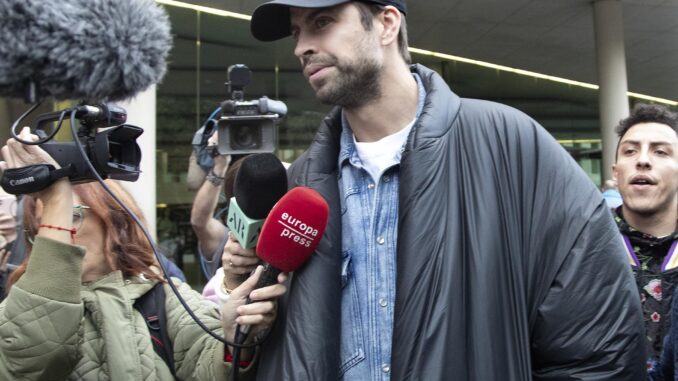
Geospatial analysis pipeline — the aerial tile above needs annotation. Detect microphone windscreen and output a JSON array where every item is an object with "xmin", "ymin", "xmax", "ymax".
[
  {"xmin": 256, "ymin": 187, "xmax": 329, "ymax": 273},
  {"xmin": 0, "ymin": 0, "xmax": 172, "ymax": 102},
  {"xmin": 234, "ymin": 153, "xmax": 288, "ymax": 220}
]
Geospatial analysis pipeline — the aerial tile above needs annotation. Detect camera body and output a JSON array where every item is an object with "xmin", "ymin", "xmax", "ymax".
[
  {"xmin": 217, "ymin": 64, "xmax": 287, "ymax": 155},
  {"xmin": 0, "ymin": 103, "xmax": 142, "ymax": 195},
  {"xmin": 39, "ymin": 104, "xmax": 142, "ymax": 183}
]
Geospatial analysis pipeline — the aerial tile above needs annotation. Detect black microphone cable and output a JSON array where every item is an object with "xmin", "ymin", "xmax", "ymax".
[{"xmin": 10, "ymin": 100, "xmax": 67, "ymax": 146}]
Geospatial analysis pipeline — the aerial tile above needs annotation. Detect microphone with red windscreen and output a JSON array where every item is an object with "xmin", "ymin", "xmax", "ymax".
[
  {"xmin": 251, "ymin": 186, "xmax": 329, "ymax": 291},
  {"xmin": 234, "ymin": 186, "xmax": 329, "ymax": 344}
]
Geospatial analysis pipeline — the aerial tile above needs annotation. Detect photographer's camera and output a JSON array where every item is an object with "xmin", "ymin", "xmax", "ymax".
[
  {"xmin": 217, "ymin": 64, "xmax": 287, "ymax": 155},
  {"xmin": 1, "ymin": 103, "xmax": 142, "ymax": 194}
]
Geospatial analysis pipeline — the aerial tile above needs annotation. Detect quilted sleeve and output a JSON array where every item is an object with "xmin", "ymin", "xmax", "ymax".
[
  {"xmin": 0, "ymin": 237, "xmax": 85, "ymax": 380},
  {"xmin": 165, "ymin": 280, "xmax": 257, "ymax": 381}
]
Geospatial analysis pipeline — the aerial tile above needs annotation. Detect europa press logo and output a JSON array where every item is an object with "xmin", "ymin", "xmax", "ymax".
[
  {"xmin": 256, "ymin": 187, "xmax": 329, "ymax": 273},
  {"xmin": 277, "ymin": 212, "xmax": 319, "ymax": 248}
]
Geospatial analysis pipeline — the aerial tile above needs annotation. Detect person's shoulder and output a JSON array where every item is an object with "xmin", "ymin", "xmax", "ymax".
[
  {"xmin": 162, "ymin": 278, "xmax": 221, "ymax": 321},
  {"xmin": 288, "ymin": 151, "xmax": 308, "ymax": 173},
  {"xmin": 160, "ymin": 277, "xmax": 205, "ymax": 309},
  {"xmin": 451, "ymin": 98, "xmax": 543, "ymax": 143},
  {"xmin": 459, "ymin": 98, "xmax": 536, "ymax": 126},
  {"xmin": 287, "ymin": 150, "xmax": 312, "ymax": 186}
]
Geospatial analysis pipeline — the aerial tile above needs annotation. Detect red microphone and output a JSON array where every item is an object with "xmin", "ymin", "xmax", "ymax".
[
  {"xmin": 234, "ymin": 186, "xmax": 329, "ymax": 344},
  {"xmin": 247, "ymin": 187, "xmax": 329, "ymax": 291}
]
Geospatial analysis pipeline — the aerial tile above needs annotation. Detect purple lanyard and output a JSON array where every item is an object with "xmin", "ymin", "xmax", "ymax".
[{"xmin": 622, "ymin": 234, "xmax": 678, "ymax": 272}]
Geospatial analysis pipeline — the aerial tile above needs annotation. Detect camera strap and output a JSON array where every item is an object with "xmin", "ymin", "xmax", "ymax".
[{"xmin": 1, "ymin": 164, "xmax": 73, "ymax": 195}]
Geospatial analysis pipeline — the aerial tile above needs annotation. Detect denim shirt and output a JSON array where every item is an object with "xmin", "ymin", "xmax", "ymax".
[{"xmin": 338, "ymin": 74, "xmax": 426, "ymax": 380}]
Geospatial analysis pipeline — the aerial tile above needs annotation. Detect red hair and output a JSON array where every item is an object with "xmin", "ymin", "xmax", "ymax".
[{"xmin": 7, "ymin": 180, "xmax": 163, "ymax": 292}]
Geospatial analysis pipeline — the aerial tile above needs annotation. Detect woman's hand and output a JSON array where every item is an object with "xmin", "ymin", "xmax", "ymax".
[
  {"xmin": 222, "ymin": 232, "xmax": 261, "ymax": 289},
  {"xmin": 220, "ymin": 266, "xmax": 288, "ymax": 348},
  {"xmin": 0, "ymin": 127, "xmax": 70, "ymax": 203},
  {"xmin": 1, "ymin": 127, "xmax": 60, "ymax": 168},
  {"xmin": 0, "ymin": 127, "xmax": 72, "ymax": 240}
]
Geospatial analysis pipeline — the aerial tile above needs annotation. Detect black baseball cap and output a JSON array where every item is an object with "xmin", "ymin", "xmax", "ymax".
[{"xmin": 250, "ymin": 0, "xmax": 407, "ymax": 42}]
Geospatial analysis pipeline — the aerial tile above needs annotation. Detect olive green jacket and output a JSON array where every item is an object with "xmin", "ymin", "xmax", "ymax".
[{"xmin": 0, "ymin": 236, "xmax": 252, "ymax": 380}]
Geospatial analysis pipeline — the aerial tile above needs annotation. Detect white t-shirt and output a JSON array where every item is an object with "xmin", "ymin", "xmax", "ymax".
[{"xmin": 353, "ymin": 119, "xmax": 415, "ymax": 182}]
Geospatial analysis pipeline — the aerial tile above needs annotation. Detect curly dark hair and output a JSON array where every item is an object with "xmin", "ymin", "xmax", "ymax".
[
  {"xmin": 614, "ymin": 104, "xmax": 678, "ymax": 160},
  {"xmin": 616, "ymin": 104, "xmax": 678, "ymax": 138}
]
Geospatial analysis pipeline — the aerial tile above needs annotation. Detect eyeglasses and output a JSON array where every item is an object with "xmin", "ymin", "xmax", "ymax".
[
  {"xmin": 26, "ymin": 204, "xmax": 90, "ymax": 244},
  {"xmin": 72, "ymin": 204, "xmax": 90, "ymax": 231}
]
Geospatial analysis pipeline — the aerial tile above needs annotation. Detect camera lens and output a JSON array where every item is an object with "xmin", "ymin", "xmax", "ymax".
[{"xmin": 230, "ymin": 125, "xmax": 260, "ymax": 149}]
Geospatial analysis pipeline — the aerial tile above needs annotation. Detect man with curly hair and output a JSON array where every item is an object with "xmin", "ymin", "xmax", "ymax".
[{"xmin": 611, "ymin": 103, "xmax": 678, "ymax": 376}]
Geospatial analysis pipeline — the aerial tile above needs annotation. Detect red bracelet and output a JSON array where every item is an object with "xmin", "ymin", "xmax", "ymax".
[
  {"xmin": 224, "ymin": 352, "xmax": 251, "ymax": 368},
  {"xmin": 39, "ymin": 224, "xmax": 77, "ymax": 243}
]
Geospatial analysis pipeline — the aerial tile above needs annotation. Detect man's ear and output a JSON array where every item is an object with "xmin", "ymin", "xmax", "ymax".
[
  {"xmin": 378, "ymin": 6, "xmax": 401, "ymax": 47},
  {"xmin": 612, "ymin": 164, "xmax": 618, "ymax": 183}
]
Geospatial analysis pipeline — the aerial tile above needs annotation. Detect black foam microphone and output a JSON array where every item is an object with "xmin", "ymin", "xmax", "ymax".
[
  {"xmin": 226, "ymin": 153, "xmax": 288, "ymax": 249},
  {"xmin": 0, "ymin": 0, "xmax": 172, "ymax": 102}
]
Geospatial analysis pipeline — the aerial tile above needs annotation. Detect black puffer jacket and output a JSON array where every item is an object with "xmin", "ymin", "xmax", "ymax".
[{"xmin": 257, "ymin": 64, "xmax": 645, "ymax": 380}]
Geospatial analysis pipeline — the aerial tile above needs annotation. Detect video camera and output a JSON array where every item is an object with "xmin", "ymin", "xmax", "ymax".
[
  {"xmin": 217, "ymin": 64, "xmax": 287, "ymax": 155},
  {"xmin": 0, "ymin": 102, "xmax": 142, "ymax": 195}
]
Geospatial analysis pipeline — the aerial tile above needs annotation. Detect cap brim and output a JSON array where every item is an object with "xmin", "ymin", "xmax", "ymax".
[{"xmin": 251, "ymin": 0, "xmax": 350, "ymax": 42}]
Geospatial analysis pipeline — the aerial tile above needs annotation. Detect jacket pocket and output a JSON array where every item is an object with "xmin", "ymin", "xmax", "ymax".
[{"xmin": 339, "ymin": 250, "xmax": 365, "ymax": 378}]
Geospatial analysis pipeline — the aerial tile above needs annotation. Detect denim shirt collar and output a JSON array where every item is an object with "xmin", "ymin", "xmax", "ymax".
[{"xmin": 338, "ymin": 72, "xmax": 426, "ymax": 169}]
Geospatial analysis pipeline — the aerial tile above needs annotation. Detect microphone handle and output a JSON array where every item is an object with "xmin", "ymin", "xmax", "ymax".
[{"xmin": 234, "ymin": 262, "xmax": 281, "ymax": 345}]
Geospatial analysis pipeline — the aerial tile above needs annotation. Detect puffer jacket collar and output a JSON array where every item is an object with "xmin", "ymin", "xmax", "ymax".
[{"xmin": 293, "ymin": 63, "xmax": 462, "ymax": 180}]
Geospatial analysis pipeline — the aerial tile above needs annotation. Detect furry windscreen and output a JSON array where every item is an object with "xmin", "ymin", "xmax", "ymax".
[{"xmin": 0, "ymin": 0, "xmax": 173, "ymax": 102}]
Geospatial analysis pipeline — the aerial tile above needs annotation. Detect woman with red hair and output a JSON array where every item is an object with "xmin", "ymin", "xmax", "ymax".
[{"xmin": 0, "ymin": 128, "xmax": 285, "ymax": 380}]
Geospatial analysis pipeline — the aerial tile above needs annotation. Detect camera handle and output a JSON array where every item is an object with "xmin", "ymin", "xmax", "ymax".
[
  {"xmin": 258, "ymin": 97, "xmax": 287, "ymax": 116},
  {"xmin": 0, "ymin": 164, "xmax": 74, "ymax": 195}
]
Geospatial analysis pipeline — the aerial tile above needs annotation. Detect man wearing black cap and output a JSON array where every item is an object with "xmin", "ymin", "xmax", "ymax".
[{"xmin": 241, "ymin": 1, "xmax": 645, "ymax": 379}]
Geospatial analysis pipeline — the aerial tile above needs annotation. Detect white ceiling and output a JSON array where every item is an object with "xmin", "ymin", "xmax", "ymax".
[{"xmin": 190, "ymin": 0, "xmax": 678, "ymax": 101}]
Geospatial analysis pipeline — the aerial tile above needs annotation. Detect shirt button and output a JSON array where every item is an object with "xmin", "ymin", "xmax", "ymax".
[
  {"xmin": 377, "ymin": 236, "xmax": 385, "ymax": 245},
  {"xmin": 368, "ymin": 183, "xmax": 375, "ymax": 189},
  {"xmin": 379, "ymin": 298, "xmax": 388, "ymax": 307},
  {"xmin": 382, "ymin": 364, "xmax": 390, "ymax": 373}
]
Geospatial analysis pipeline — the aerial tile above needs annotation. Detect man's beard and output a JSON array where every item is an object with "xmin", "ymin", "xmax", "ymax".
[{"xmin": 305, "ymin": 54, "xmax": 382, "ymax": 109}]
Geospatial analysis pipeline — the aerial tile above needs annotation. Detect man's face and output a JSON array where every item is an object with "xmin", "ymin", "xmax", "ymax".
[
  {"xmin": 613, "ymin": 122, "xmax": 678, "ymax": 217},
  {"xmin": 289, "ymin": 3, "xmax": 383, "ymax": 108}
]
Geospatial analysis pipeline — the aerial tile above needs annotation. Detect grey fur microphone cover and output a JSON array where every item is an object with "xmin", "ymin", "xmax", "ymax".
[{"xmin": 0, "ymin": 0, "xmax": 173, "ymax": 102}]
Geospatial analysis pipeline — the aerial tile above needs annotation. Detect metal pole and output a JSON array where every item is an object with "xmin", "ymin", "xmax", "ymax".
[{"xmin": 593, "ymin": 0, "xmax": 630, "ymax": 184}]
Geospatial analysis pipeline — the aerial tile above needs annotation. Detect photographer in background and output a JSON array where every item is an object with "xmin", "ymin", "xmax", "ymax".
[
  {"xmin": 192, "ymin": 64, "xmax": 287, "ymax": 300},
  {"xmin": 191, "ymin": 132, "xmax": 259, "ymax": 280}
]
